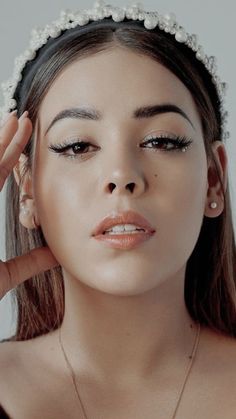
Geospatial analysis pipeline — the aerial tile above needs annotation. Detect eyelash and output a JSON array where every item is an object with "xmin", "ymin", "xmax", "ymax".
[{"xmin": 48, "ymin": 135, "xmax": 193, "ymax": 160}]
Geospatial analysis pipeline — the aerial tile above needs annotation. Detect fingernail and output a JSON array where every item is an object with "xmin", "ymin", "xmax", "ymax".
[
  {"xmin": 10, "ymin": 110, "xmax": 17, "ymax": 117},
  {"xmin": 19, "ymin": 111, "xmax": 29, "ymax": 122}
]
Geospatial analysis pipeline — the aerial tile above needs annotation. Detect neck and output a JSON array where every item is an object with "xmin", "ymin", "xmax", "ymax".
[{"xmin": 58, "ymin": 266, "xmax": 198, "ymax": 386}]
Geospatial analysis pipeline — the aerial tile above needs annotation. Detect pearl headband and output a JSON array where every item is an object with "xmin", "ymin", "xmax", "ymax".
[{"xmin": 0, "ymin": 1, "xmax": 229, "ymax": 140}]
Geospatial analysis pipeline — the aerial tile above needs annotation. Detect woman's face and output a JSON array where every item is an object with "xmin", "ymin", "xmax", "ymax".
[{"xmin": 32, "ymin": 46, "xmax": 210, "ymax": 296}]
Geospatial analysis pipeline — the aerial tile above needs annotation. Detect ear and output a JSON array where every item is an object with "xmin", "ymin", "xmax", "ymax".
[
  {"xmin": 204, "ymin": 141, "xmax": 228, "ymax": 218},
  {"xmin": 13, "ymin": 153, "xmax": 40, "ymax": 229}
]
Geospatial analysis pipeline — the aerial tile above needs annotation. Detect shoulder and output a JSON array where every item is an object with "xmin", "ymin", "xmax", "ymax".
[
  {"xmin": 193, "ymin": 325, "xmax": 236, "ymax": 402},
  {"xmin": 0, "ymin": 340, "xmax": 23, "ymax": 387},
  {"xmin": 0, "ymin": 334, "xmax": 57, "ymax": 417},
  {"xmin": 0, "ymin": 340, "xmax": 22, "ymax": 414},
  {"xmin": 0, "ymin": 340, "xmax": 19, "ymax": 375},
  {"xmin": 0, "ymin": 336, "xmax": 51, "ymax": 398},
  {"xmin": 199, "ymin": 325, "xmax": 236, "ymax": 369},
  {"xmin": 181, "ymin": 326, "xmax": 236, "ymax": 417},
  {"xmin": 0, "ymin": 329, "xmax": 62, "ymax": 392},
  {"xmin": 0, "ymin": 331, "xmax": 58, "ymax": 379},
  {"xmin": 200, "ymin": 325, "xmax": 236, "ymax": 359},
  {"xmin": 0, "ymin": 333, "xmax": 74, "ymax": 418}
]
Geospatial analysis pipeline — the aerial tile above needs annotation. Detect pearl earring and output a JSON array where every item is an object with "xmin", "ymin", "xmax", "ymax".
[
  {"xmin": 20, "ymin": 205, "xmax": 38, "ymax": 228},
  {"xmin": 20, "ymin": 204, "xmax": 30, "ymax": 216},
  {"xmin": 210, "ymin": 202, "xmax": 218, "ymax": 209}
]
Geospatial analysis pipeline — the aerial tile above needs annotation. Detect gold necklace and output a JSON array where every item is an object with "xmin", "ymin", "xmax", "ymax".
[{"xmin": 59, "ymin": 322, "xmax": 201, "ymax": 419}]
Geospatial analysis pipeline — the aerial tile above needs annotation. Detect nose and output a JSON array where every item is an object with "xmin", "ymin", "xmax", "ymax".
[
  {"xmin": 108, "ymin": 181, "xmax": 136, "ymax": 194},
  {"xmin": 102, "ymin": 164, "xmax": 147, "ymax": 197},
  {"xmin": 98, "ymin": 133, "xmax": 148, "ymax": 197}
]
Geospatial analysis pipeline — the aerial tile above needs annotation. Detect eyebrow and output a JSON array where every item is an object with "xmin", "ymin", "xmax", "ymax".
[{"xmin": 45, "ymin": 103, "xmax": 195, "ymax": 135}]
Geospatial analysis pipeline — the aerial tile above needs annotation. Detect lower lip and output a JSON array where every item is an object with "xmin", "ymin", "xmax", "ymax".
[{"xmin": 93, "ymin": 231, "xmax": 155, "ymax": 250}]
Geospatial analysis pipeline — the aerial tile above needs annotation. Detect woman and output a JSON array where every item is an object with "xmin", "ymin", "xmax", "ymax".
[{"xmin": 0, "ymin": 1, "xmax": 235, "ymax": 418}]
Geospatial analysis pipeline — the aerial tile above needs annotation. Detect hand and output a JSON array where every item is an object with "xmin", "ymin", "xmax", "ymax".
[{"xmin": 0, "ymin": 111, "xmax": 59, "ymax": 300}]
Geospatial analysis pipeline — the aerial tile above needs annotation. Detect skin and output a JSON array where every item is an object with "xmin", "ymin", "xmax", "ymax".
[
  {"xmin": 1, "ymin": 46, "xmax": 230, "ymax": 416},
  {"xmin": 0, "ymin": 112, "xmax": 58, "ymax": 300}
]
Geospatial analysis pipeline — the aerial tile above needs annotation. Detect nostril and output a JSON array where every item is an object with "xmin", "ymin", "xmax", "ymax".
[
  {"xmin": 107, "ymin": 182, "xmax": 136, "ymax": 193},
  {"xmin": 126, "ymin": 182, "xmax": 135, "ymax": 192},
  {"xmin": 108, "ymin": 183, "xmax": 116, "ymax": 193}
]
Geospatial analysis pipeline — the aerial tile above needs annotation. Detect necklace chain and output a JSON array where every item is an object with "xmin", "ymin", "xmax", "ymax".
[{"xmin": 59, "ymin": 323, "xmax": 201, "ymax": 419}]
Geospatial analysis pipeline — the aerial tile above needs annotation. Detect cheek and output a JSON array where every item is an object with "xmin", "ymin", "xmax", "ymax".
[
  {"xmin": 33, "ymin": 162, "xmax": 91, "ymax": 255},
  {"xmin": 157, "ymin": 150, "xmax": 208, "ymax": 266}
]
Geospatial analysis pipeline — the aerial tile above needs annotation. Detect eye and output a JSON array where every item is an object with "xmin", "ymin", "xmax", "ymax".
[
  {"xmin": 140, "ymin": 134, "xmax": 193, "ymax": 152},
  {"xmin": 48, "ymin": 134, "xmax": 193, "ymax": 161},
  {"xmin": 48, "ymin": 139, "xmax": 96, "ymax": 160}
]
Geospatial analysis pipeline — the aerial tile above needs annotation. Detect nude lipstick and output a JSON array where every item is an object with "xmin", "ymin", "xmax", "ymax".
[{"xmin": 92, "ymin": 210, "xmax": 156, "ymax": 250}]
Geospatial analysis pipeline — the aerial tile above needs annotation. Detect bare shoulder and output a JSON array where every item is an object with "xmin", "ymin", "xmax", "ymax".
[
  {"xmin": 171, "ymin": 326, "xmax": 236, "ymax": 418},
  {"xmin": 0, "ymin": 340, "xmax": 20, "ymax": 378},
  {"xmin": 0, "ymin": 336, "xmax": 41, "ymax": 372},
  {"xmin": 200, "ymin": 325, "xmax": 236, "ymax": 360},
  {"xmin": 0, "ymin": 339, "xmax": 24, "ymax": 411},
  {"xmin": 0, "ymin": 330, "xmax": 59, "ymax": 383},
  {"xmin": 0, "ymin": 338, "xmax": 35, "ymax": 391},
  {"xmin": 198, "ymin": 325, "xmax": 236, "ymax": 366},
  {"xmin": 0, "ymin": 331, "xmax": 60, "ymax": 389},
  {"xmin": 193, "ymin": 325, "xmax": 236, "ymax": 398},
  {"xmin": 0, "ymin": 332, "xmax": 69, "ymax": 418}
]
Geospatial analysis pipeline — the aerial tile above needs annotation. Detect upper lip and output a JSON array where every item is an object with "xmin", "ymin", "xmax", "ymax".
[{"xmin": 92, "ymin": 210, "xmax": 156, "ymax": 236}]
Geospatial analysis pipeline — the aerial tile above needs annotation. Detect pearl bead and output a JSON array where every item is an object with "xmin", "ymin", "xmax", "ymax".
[
  {"xmin": 112, "ymin": 10, "xmax": 125, "ymax": 22},
  {"xmin": 94, "ymin": 9, "xmax": 105, "ymax": 20},
  {"xmin": 103, "ymin": 6, "xmax": 112, "ymax": 17},
  {"xmin": 76, "ymin": 14, "xmax": 89, "ymax": 25},
  {"xmin": 210, "ymin": 202, "xmax": 217, "ymax": 209},
  {"xmin": 164, "ymin": 12, "xmax": 176, "ymax": 26},
  {"xmin": 144, "ymin": 16, "xmax": 158, "ymax": 30},
  {"xmin": 20, "ymin": 206, "xmax": 30, "ymax": 216},
  {"xmin": 175, "ymin": 29, "xmax": 187, "ymax": 43},
  {"xmin": 49, "ymin": 27, "xmax": 62, "ymax": 38},
  {"xmin": 196, "ymin": 46, "xmax": 205, "ymax": 61}
]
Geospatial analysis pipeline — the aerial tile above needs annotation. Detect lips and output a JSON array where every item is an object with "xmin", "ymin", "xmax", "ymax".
[{"xmin": 92, "ymin": 210, "xmax": 156, "ymax": 236}]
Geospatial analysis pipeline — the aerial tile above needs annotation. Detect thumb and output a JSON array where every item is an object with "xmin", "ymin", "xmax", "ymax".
[{"xmin": 0, "ymin": 246, "xmax": 60, "ymax": 300}]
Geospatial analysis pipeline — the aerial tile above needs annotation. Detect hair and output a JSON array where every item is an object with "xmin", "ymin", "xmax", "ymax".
[{"xmin": 2, "ymin": 16, "xmax": 236, "ymax": 343}]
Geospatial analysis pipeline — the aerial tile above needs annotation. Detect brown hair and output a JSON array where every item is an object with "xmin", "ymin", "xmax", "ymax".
[{"xmin": 3, "ymin": 18, "xmax": 236, "ymax": 342}]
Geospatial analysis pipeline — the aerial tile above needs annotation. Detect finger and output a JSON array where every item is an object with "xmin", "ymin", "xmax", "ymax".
[
  {"xmin": 2, "ymin": 115, "xmax": 32, "ymax": 163},
  {"xmin": 0, "ymin": 113, "xmax": 19, "ymax": 161},
  {"xmin": 0, "ymin": 115, "xmax": 32, "ymax": 191},
  {"xmin": 0, "ymin": 247, "xmax": 60, "ymax": 300}
]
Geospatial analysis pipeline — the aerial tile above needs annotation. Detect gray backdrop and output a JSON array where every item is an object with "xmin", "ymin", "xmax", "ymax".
[{"xmin": 0, "ymin": 0, "xmax": 235, "ymax": 339}]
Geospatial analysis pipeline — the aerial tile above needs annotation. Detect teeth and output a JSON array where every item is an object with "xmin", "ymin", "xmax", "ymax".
[{"xmin": 104, "ymin": 224, "xmax": 145, "ymax": 234}]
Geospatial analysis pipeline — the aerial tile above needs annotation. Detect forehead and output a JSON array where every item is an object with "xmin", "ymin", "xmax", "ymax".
[{"xmin": 38, "ymin": 47, "xmax": 201, "ymax": 127}]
